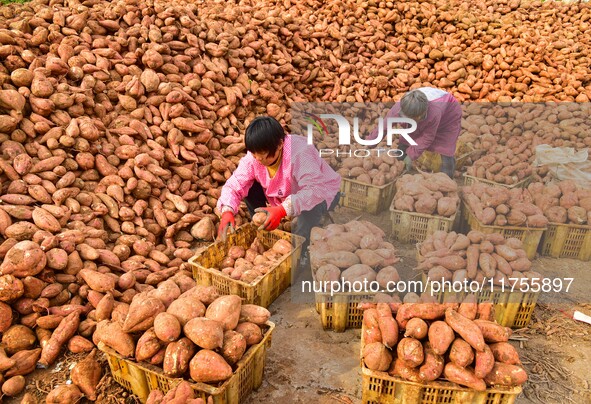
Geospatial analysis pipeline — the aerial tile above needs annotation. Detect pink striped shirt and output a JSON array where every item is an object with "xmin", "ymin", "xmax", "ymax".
[{"xmin": 217, "ymin": 135, "xmax": 341, "ymax": 216}]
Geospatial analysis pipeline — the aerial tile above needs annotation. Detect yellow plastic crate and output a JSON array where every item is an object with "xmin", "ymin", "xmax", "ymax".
[
  {"xmin": 539, "ymin": 222, "xmax": 591, "ymax": 261},
  {"xmin": 360, "ymin": 324, "xmax": 523, "ymax": 403},
  {"xmin": 189, "ymin": 224, "xmax": 304, "ymax": 308},
  {"xmin": 99, "ymin": 322, "xmax": 275, "ymax": 404},
  {"xmin": 340, "ymin": 178, "xmax": 396, "ymax": 214},
  {"xmin": 463, "ymin": 173, "xmax": 532, "ymax": 189},
  {"xmin": 314, "ymin": 290, "xmax": 376, "ymax": 332},
  {"xmin": 420, "ymin": 273, "xmax": 539, "ymax": 329},
  {"xmin": 390, "ymin": 209, "xmax": 456, "ymax": 244},
  {"xmin": 361, "ymin": 367, "xmax": 522, "ymax": 404},
  {"xmin": 461, "ymin": 201, "xmax": 545, "ymax": 260}
]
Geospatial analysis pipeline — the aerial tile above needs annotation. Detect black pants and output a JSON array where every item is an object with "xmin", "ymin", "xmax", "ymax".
[
  {"xmin": 398, "ymin": 144, "xmax": 455, "ymax": 178},
  {"xmin": 245, "ymin": 182, "xmax": 339, "ymax": 254}
]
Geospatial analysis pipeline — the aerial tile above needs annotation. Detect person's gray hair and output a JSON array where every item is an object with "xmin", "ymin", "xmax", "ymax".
[{"xmin": 400, "ymin": 90, "xmax": 428, "ymax": 119}]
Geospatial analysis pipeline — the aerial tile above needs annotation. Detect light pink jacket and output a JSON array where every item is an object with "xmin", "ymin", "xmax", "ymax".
[{"xmin": 217, "ymin": 135, "xmax": 341, "ymax": 216}]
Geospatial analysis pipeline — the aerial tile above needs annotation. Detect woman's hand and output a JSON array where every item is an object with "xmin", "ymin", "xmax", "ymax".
[
  {"xmin": 217, "ymin": 211, "xmax": 235, "ymax": 241},
  {"xmin": 255, "ymin": 205, "xmax": 286, "ymax": 231}
]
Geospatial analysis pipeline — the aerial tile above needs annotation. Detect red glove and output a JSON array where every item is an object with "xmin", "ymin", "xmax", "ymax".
[
  {"xmin": 255, "ymin": 205, "xmax": 286, "ymax": 231},
  {"xmin": 217, "ymin": 211, "xmax": 235, "ymax": 241}
]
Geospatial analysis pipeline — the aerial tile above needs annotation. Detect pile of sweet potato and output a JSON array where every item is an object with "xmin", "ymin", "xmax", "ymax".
[
  {"xmin": 94, "ymin": 284, "xmax": 270, "ymax": 385},
  {"xmin": 391, "ymin": 173, "xmax": 459, "ymax": 217},
  {"xmin": 466, "ymin": 139, "xmax": 534, "ymax": 186},
  {"xmin": 361, "ymin": 300, "xmax": 528, "ymax": 390},
  {"xmin": 462, "ymin": 183, "xmax": 549, "ymax": 228},
  {"xmin": 216, "ymin": 237, "xmax": 292, "ymax": 283},
  {"xmin": 418, "ymin": 230, "xmax": 543, "ymax": 287},
  {"xmin": 336, "ymin": 156, "xmax": 405, "ymax": 186},
  {"xmin": 309, "ymin": 221, "xmax": 400, "ymax": 290},
  {"xmin": 527, "ymin": 180, "xmax": 591, "ymax": 225}
]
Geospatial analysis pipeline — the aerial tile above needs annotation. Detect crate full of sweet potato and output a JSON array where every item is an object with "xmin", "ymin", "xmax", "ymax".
[
  {"xmin": 95, "ymin": 283, "xmax": 272, "ymax": 386},
  {"xmin": 361, "ymin": 300, "xmax": 528, "ymax": 391},
  {"xmin": 310, "ymin": 221, "xmax": 400, "ymax": 291},
  {"xmin": 190, "ymin": 224, "xmax": 303, "ymax": 307},
  {"xmin": 418, "ymin": 230, "xmax": 543, "ymax": 289}
]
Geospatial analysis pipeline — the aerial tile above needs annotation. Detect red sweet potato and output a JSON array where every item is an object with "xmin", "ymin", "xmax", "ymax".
[
  {"xmin": 206, "ymin": 295, "xmax": 242, "ymax": 331},
  {"xmin": 444, "ymin": 363, "xmax": 486, "ymax": 391},
  {"xmin": 71, "ymin": 349, "xmax": 102, "ymax": 401},
  {"xmin": 428, "ymin": 321, "xmax": 455, "ymax": 355},
  {"xmin": 189, "ymin": 350, "xmax": 233, "ymax": 383},
  {"xmin": 163, "ymin": 337, "xmax": 196, "ymax": 377},
  {"xmin": 154, "ymin": 312, "xmax": 181, "ymax": 342},
  {"xmin": 445, "ymin": 309, "xmax": 485, "ymax": 352}
]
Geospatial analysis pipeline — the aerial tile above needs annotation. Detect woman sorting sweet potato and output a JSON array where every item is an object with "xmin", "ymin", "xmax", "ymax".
[
  {"xmin": 370, "ymin": 87, "xmax": 463, "ymax": 178},
  {"xmin": 216, "ymin": 116, "xmax": 341, "ymax": 265}
]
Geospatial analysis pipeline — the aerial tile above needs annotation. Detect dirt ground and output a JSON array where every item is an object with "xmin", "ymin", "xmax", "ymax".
[{"xmin": 9, "ymin": 205, "xmax": 591, "ymax": 404}]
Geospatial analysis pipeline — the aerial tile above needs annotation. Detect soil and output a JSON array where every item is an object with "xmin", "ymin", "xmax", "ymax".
[{"xmin": 8, "ymin": 204, "xmax": 591, "ymax": 404}]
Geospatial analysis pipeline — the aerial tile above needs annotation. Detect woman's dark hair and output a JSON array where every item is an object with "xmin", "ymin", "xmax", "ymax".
[{"xmin": 245, "ymin": 116, "xmax": 286, "ymax": 155}]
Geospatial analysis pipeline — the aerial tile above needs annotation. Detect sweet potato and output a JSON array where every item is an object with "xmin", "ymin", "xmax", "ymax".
[
  {"xmin": 154, "ymin": 312, "xmax": 181, "ymax": 342},
  {"xmin": 474, "ymin": 344, "xmax": 495, "ymax": 378},
  {"xmin": 79, "ymin": 268, "xmax": 116, "ymax": 293},
  {"xmin": 509, "ymin": 257, "xmax": 531, "ymax": 272},
  {"xmin": 93, "ymin": 321, "xmax": 135, "ymax": 357},
  {"xmin": 445, "ymin": 308, "xmax": 485, "ymax": 352},
  {"xmin": 38, "ymin": 311, "xmax": 80, "ymax": 367},
  {"xmin": 404, "ymin": 318, "xmax": 428, "ymax": 340},
  {"xmin": 363, "ymin": 342, "xmax": 392, "ymax": 371},
  {"xmin": 434, "ymin": 255, "xmax": 466, "ymax": 271},
  {"xmin": 67, "ymin": 336, "xmax": 95, "ymax": 354},
  {"xmin": 122, "ymin": 295, "xmax": 165, "ymax": 333},
  {"xmin": 2, "ymin": 325, "xmax": 36, "ymax": 355},
  {"xmin": 272, "ymin": 239, "xmax": 292, "ymax": 255},
  {"xmin": 396, "ymin": 303, "xmax": 448, "ymax": 329},
  {"xmin": 449, "ymin": 338, "xmax": 475, "ymax": 367},
  {"xmin": 235, "ymin": 322, "xmax": 263, "ymax": 346},
  {"xmin": 46, "ymin": 384, "xmax": 83, "ymax": 404},
  {"xmin": 71, "ymin": 349, "xmax": 102, "ymax": 401},
  {"xmin": 376, "ymin": 266, "xmax": 399, "ymax": 289},
  {"xmin": 362, "ymin": 309, "xmax": 382, "ymax": 344},
  {"xmin": 397, "ymin": 337, "xmax": 424, "ymax": 367},
  {"xmin": 184, "ymin": 318, "xmax": 224, "ymax": 349},
  {"xmin": 95, "ymin": 292, "xmax": 114, "ymax": 322},
  {"xmin": 484, "ymin": 363, "xmax": 528, "ymax": 387},
  {"xmin": 135, "ymin": 328, "xmax": 162, "ymax": 362},
  {"xmin": 473, "ymin": 320, "xmax": 512, "ymax": 343},
  {"xmin": 189, "ymin": 350, "xmax": 233, "ymax": 383},
  {"xmin": 5, "ymin": 348, "xmax": 41, "ymax": 377},
  {"xmin": 444, "ymin": 363, "xmax": 486, "ymax": 391},
  {"xmin": 389, "ymin": 358, "xmax": 421, "ymax": 382},
  {"xmin": 458, "ymin": 294, "xmax": 477, "ymax": 320},
  {"xmin": 2, "ymin": 375, "xmax": 25, "ymax": 397},
  {"xmin": 0, "ymin": 241, "xmax": 46, "ymax": 278},
  {"xmin": 0, "ymin": 301, "xmax": 13, "ymax": 333},
  {"xmin": 427, "ymin": 266, "xmax": 452, "ymax": 283},
  {"xmin": 419, "ymin": 342, "xmax": 444, "ymax": 382},
  {"xmin": 489, "ymin": 342, "xmax": 521, "ymax": 365},
  {"xmin": 376, "ymin": 303, "xmax": 398, "ymax": 348},
  {"xmin": 222, "ymin": 331, "xmax": 247, "ymax": 365},
  {"xmin": 167, "ymin": 295, "xmax": 206, "ymax": 326},
  {"xmin": 239, "ymin": 305, "xmax": 270, "ymax": 325},
  {"xmin": 0, "ymin": 347, "xmax": 16, "ymax": 372},
  {"xmin": 476, "ymin": 302, "xmax": 495, "ymax": 321},
  {"xmin": 206, "ymin": 295, "xmax": 242, "ymax": 331},
  {"xmin": 163, "ymin": 337, "xmax": 196, "ymax": 377}
]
